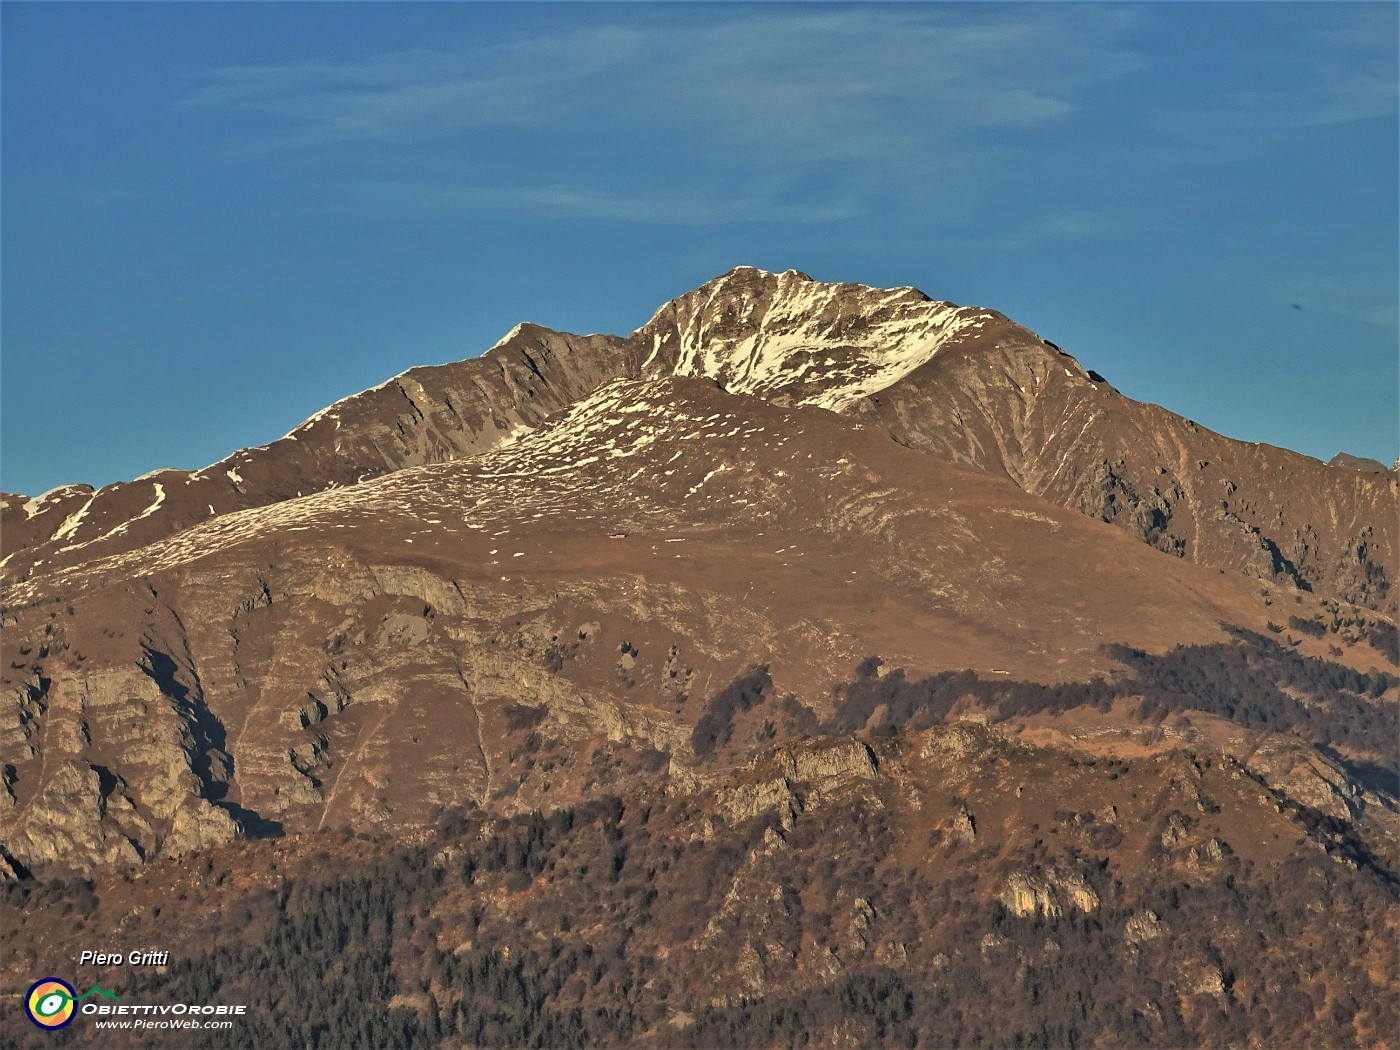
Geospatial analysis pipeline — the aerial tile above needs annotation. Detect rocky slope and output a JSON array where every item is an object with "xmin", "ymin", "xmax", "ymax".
[
  {"xmin": 7, "ymin": 373, "xmax": 1334, "ymax": 875},
  {"xmin": 855, "ymin": 332, "xmax": 1397, "ymax": 614},
  {"xmin": 0, "ymin": 325, "xmax": 642, "ymax": 587}
]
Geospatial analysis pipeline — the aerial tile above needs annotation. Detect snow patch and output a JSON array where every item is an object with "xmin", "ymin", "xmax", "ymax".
[
  {"xmin": 686, "ymin": 465, "xmax": 727, "ymax": 497},
  {"xmin": 285, "ymin": 404, "xmax": 342, "ymax": 438},
  {"xmin": 132, "ymin": 483, "xmax": 167, "ymax": 523},
  {"xmin": 487, "ymin": 323, "xmax": 527, "ymax": 352},
  {"xmin": 51, "ymin": 495, "xmax": 96, "ymax": 543},
  {"xmin": 22, "ymin": 485, "xmax": 89, "ymax": 519}
]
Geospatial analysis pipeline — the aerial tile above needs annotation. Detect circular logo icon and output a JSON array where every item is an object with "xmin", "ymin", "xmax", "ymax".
[{"xmin": 25, "ymin": 978, "xmax": 76, "ymax": 1030}]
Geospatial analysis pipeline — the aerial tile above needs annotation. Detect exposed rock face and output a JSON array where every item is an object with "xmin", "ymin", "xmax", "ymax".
[
  {"xmin": 952, "ymin": 804, "xmax": 977, "ymax": 844},
  {"xmin": 165, "ymin": 797, "xmax": 242, "ymax": 858},
  {"xmin": 1000, "ymin": 869, "xmax": 1100, "ymax": 918},
  {"xmin": 6, "ymin": 760, "xmax": 145, "ymax": 869},
  {"xmin": 1179, "ymin": 959, "xmax": 1227, "ymax": 998},
  {"xmin": 6, "ymin": 364, "xmax": 1321, "ymax": 874},
  {"xmin": 846, "ymin": 319, "xmax": 1397, "ymax": 613},
  {"xmin": 0, "ymin": 325, "xmax": 646, "ymax": 585},
  {"xmin": 1245, "ymin": 737, "xmax": 1362, "ymax": 822},
  {"xmin": 780, "ymin": 739, "xmax": 878, "ymax": 787},
  {"xmin": 1, "ymin": 678, "xmax": 1396, "ymax": 1050},
  {"xmin": 1186, "ymin": 838, "xmax": 1226, "ymax": 869},
  {"xmin": 1125, "ymin": 909, "xmax": 1169, "ymax": 944},
  {"xmin": 1161, "ymin": 812, "xmax": 1190, "ymax": 850},
  {"xmin": 711, "ymin": 740, "xmax": 879, "ymax": 829}
]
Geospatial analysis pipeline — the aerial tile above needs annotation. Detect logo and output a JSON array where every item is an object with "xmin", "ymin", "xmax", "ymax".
[
  {"xmin": 24, "ymin": 980, "xmax": 122, "ymax": 1030},
  {"xmin": 25, "ymin": 978, "xmax": 77, "ymax": 1030}
]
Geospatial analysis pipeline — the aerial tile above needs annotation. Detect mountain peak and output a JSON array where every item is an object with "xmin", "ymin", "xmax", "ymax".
[{"xmin": 635, "ymin": 268, "xmax": 997, "ymax": 412}]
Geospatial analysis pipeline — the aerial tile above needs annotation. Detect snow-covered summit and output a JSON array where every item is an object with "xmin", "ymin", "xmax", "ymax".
[{"xmin": 636, "ymin": 267, "xmax": 999, "ymax": 413}]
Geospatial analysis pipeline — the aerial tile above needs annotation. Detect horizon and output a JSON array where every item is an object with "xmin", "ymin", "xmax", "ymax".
[{"xmin": 3, "ymin": 2, "xmax": 1397, "ymax": 495}]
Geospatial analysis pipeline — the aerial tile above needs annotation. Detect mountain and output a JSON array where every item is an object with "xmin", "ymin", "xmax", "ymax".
[
  {"xmin": 7, "ymin": 268, "xmax": 1394, "ymax": 613},
  {"xmin": 2, "ymin": 268, "xmax": 1396, "ymax": 1048}
]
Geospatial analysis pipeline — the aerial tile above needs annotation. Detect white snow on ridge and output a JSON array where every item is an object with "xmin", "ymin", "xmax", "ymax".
[
  {"xmin": 50, "ymin": 494, "xmax": 96, "ymax": 543},
  {"xmin": 487, "ymin": 323, "xmax": 528, "ymax": 352},
  {"xmin": 9, "ymin": 373, "xmax": 788, "ymax": 603},
  {"xmin": 286, "ymin": 404, "xmax": 342, "ymax": 438},
  {"xmin": 133, "ymin": 483, "xmax": 167, "ymax": 523},
  {"xmin": 19, "ymin": 484, "xmax": 91, "ymax": 519},
  {"xmin": 67, "ymin": 482, "xmax": 171, "ymax": 550},
  {"xmin": 643, "ymin": 268, "xmax": 996, "ymax": 414}
]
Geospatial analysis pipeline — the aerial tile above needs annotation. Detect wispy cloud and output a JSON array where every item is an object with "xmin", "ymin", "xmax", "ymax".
[
  {"xmin": 177, "ymin": 4, "xmax": 1395, "ymax": 229},
  {"xmin": 181, "ymin": 29, "xmax": 650, "ymax": 143},
  {"xmin": 1147, "ymin": 5, "xmax": 1397, "ymax": 160},
  {"xmin": 1289, "ymin": 273, "xmax": 1400, "ymax": 333},
  {"xmin": 183, "ymin": 8, "xmax": 1144, "ymax": 149},
  {"xmin": 1001, "ymin": 210, "xmax": 1123, "ymax": 248},
  {"xmin": 341, "ymin": 178, "xmax": 864, "ymax": 226},
  {"xmin": 180, "ymin": 6, "xmax": 1147, "ymax": 223}
]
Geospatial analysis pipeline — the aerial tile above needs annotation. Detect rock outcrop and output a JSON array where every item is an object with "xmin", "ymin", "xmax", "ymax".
[{"xmin": 1000, "ymin": 869, "xmax": 1100, "ymax": 918}]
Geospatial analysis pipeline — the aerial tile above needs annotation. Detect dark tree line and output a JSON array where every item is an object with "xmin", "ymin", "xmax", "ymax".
[{"xmin": 3, "ymin": 768, "xmax": 1396, "ymax": 1050}]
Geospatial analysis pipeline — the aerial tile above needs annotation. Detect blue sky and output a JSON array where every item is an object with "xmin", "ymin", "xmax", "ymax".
[{"xmin": 3, "ymin": 1, "xmax": 1396, "ymax": 496}]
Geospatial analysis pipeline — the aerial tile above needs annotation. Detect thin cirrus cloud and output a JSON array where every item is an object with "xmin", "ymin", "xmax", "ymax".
[
  {"xmin": 339, "ymin": 178, "xmax": 866, "ymax": 227},
  {"xmin": 1294, "ymin": 274, "xmax": 1400, "ymax": 333},
  {"xmin": 181, "ymin": 8, "xmax": 1145, "ymax": 144},
  {"xmin": 1244, "ymin": 11, "xmax": 1397, "ymax": 129},
  {"xmin": 178, "ymin": 6, "xmax": 1147, "ymax": 224},
  {"xmin": 1000, "ymin": 210, "xmax": 1124, "ymax": 248},
  {"xmin": 1144, "ymin": 7, "xmax": 1397, "ymax": 159},
  {"xmin": 175, "ymin": 4, "xmax": 1394, "ymax": 238}
]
